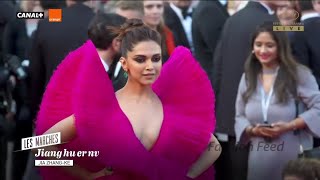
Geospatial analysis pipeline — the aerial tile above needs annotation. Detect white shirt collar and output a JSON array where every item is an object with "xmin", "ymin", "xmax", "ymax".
[
  {"xmin": 100, "ymin": 57, "xmax": 109, "ymax": 72},
  {"xmin": 169, "ymin": 3, "xmax": 192, "ymax": 20},
  {"xmin": 219, "ymin": 0, "xmax": 228, "ymax": 6},
  {"xmin": 301, "ymin": 12, "xmax": 320, "ymax": 21},
  {"xmin": 114, "ymin": 61, "xmax": 122, "ymax": 78},
  {"xmin": 169, "ymin": 3, "xmax": 194, "ymax": 51},
  {"xmin": 257, "ymin": 1, "xmax": 275, "ymax": 15}
]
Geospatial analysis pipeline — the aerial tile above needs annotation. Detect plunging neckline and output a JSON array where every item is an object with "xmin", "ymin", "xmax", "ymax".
[{"xmin": 114, "ymin": 93, "xmax": 165, "ymax": 152}]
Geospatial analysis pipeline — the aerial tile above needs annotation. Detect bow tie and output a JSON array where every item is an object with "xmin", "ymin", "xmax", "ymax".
[{"xmin": 181, "ymin": 10, "xmax": 192, "ymax": 19}]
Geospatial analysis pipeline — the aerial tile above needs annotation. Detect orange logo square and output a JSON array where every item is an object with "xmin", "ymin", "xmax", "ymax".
[{"xmin": 49, "ymin": 9, "xmax": 62, "ymax": 22}]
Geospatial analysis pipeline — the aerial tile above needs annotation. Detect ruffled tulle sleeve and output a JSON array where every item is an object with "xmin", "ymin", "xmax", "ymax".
[
  {"xmin": 152, "ymin": 46, "xmax": 216, "ymax": 168},
  {"xmin": 35, "ymin": 41, "xmax": 89, "ymax": 135},
  {"xmin": 35, "ymin": 41, "xmax": 110, "ymax": 180}
]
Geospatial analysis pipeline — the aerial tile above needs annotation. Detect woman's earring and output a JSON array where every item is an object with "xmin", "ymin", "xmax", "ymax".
[
  {"xmin": 123, "ymin": 68, "xmax": 128, "ymax": 78},
  {"xmin": 252, "ymin": 50, "xmax": 255, "ymax": 54}
]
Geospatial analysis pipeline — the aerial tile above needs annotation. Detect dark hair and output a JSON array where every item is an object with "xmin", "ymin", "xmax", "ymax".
[
  {"xmin": 282, "ymin": 159, "xmax": 320, "ymax": 180},
  {"xmin": 298, "ymin": 0, "xmax": 314, "ymax": 11},
  {"xmin": 40, "ymin": 0, "xmax": 66, "ymax": 10},
  {"xmin": 73, "ymin": 0, "xmax": 89, "ymax": 2},
  {"xmin": 157, "ymin": 23, "xmax": 170, "ymax": 61},
  {"xmin": 110, "ymin": 18, "xmax": 162, "ymax": 57},
  {"xmin": 88, "ymin": 13, "xmax": 126, "ymax": 50},
  {"xmin": 243, "ymin": 22, "xmax": 300, "ymax": 104}
]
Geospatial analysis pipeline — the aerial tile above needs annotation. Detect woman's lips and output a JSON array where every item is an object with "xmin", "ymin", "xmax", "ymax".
[
  {"xmin": 148, "ymin": 16, "xmax": 160, "ymax": 21},
  {"xmin": 143, "ymin": 73, "xmax": 155, "ymax": 76},
  {"xmin": 258, "ymin": 55, "xmax": 271, "ymax": 60}
]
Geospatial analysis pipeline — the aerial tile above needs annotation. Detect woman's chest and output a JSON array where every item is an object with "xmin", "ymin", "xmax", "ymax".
[
  {"xmin": 116, "ymin": 101, "xmax": 165, "ymax": 152},
  {"xmin": 245, "ymin": 93, "xmax": 296, "ymax": 124}
]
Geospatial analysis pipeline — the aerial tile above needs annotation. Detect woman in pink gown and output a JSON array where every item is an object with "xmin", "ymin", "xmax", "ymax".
[{"xmin": 35, "ymin": 19, "xmax": 220, "ymax": 180}]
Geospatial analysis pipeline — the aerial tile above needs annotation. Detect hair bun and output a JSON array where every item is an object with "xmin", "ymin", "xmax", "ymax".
[
  {"xmin": 107, "ymin": 18, "xmax": 161, "ymax": 57},
  {"xmin": 115, "ymin": 18, "xmax": 145, "ymax": 40},
  {"xmin": 124, "ymin": 18, "xmax": 144, "ymax": 28}
]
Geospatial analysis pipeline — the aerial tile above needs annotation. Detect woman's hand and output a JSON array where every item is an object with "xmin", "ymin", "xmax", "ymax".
[
  {"xmin": 270, "ymin": 121, "xmax": 293, "ymax": 134},
  {"xmin": 88, "ymin": 167, "xmax": 113, "ymax": 180},
  {"xmin": 251, "ymin": 125, "xmax": 274, "ymax": 138},
  {"xmin": 251, "ymin": 122, "xmax": 292, "ymax": 139}
]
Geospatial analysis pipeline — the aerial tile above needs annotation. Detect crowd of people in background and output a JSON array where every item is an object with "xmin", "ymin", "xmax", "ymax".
[{"xmin": 0, "ymin": 0, "xmax": 320, "ymax": 180}]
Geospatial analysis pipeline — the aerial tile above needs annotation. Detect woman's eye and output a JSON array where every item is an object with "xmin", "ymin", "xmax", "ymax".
[
  {"xmin": 267, "ymin": 44, "xmax": 275, "ymax": 48},
  {"xmin": 152, "ymin": 57, "xmax": 161, "ymax": 62},
  {"xmin": 134, "ymin": 58, "xmax": 145, "ymax": 63}
]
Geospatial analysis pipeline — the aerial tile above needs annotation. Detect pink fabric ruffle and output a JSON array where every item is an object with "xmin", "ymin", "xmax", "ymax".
[{"xmin": 36, "ymin": 41, "xmax": 216, "ymax": 180}]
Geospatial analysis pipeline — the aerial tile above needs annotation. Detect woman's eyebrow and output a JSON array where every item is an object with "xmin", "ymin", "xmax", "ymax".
[
  {"xmin": 152, "ymin": 54, "xmax": 161, "ymax": 57},
  {"xmin": 133, "ymin": 55, "xmax": 146, "ymax": 58},
  {"xmin": 133, "ymin": 54, "xmax": 161, "ymax": 57}
]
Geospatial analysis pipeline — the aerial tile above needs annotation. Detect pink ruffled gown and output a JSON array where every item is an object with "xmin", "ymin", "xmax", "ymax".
[{"xmin": 36, "ymin": 40, "xmax": 216, "ymax": 180}]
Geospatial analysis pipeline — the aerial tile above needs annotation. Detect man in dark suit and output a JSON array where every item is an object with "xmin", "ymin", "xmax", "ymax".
[
  {"xmin": 0, "ymin": 1, "xmax": 15, "ymax": 53},
  {"xmin": 163, "ymin": 0, "xmax": 193, "ymax": 50},
  {"xmin": 292, "ymin": 0, "xmax": 320, "ymax": 89},
  {"xmin": 87, "ymin": 13, "xmax": 126, "ymax": 92},
  {"xmin": 29, "ymin": 0, "xmax": 94, "ymax": 118},
  {"xmin": 292, "ymin": 0, "xmax": 320, "ymax": 147},
  {"xmin": 2, "ymin": 16, "xmax": 36, "ymax": 180},
  {"xmin": 191, "ymin": 0, "xmax": 229, "ymax": 77},
  {"xmin": 212, "ymin": 1, "xmax": 285, "ymax": 180},
  {"xmin": 0, "ymin": 2, "xmax": 15, "ymax": 179}
]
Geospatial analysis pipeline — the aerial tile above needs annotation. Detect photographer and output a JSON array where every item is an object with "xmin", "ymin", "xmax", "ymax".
[
  {"xmin": 2, "ymin": 16, "xmax": 35, "ymax": 180},
  {"xmin": 0, "ymin": 1, "xmax": 15, "ymax": 179},
  {"xmin": 0, "ymin": 52, "xmax": 30, "ymax": 180}
]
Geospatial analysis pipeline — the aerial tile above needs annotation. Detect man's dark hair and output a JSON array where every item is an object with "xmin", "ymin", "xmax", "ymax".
[
  {"xmin": 88, "ymin": 13, "xmax": 126, "ymax": 50},
  {"xmin": 298, "ymin": 0, "xmax": 314, "ymax": 11},
  {"xmin": 73, "ymin": 0, "xmax": 90, "ymax": 2},
  {"xmin": 40, "ymin": 0, "xmax": 66, "ymax": 10}
]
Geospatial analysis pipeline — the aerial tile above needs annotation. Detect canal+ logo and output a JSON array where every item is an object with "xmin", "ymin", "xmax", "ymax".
[
  {"xmin": 16, "ymin": 9, "xmax": 62, "ymax": 22},
  {"xmin": 17, "ymin": 12, "xmax": 44, "ymax": 19}
]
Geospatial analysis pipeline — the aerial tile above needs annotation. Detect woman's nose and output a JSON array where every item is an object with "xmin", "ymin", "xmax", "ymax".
[
  {"xmin": 146, "ymin": 60, "xmax": 154, "ymax": 70},
  {"xmin": 261, "ymin": 46, "xmax": 268, "ymax": 53}
]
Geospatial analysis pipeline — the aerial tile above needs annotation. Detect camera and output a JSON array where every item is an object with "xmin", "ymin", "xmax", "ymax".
[
  {"xmin": 0, "ymin": 53, "xmax": 26, "ymax": 137},
  {"xmin": 2, "ymin": 54, "xmax": 27, "ymax": 80}
]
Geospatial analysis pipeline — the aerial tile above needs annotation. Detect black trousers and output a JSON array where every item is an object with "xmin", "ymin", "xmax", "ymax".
[
  {"xmin": 314, "ymin": 138, "xmax": 320, "ymax": 148},
  {"xmin": 11, "ymin": 120, "xmax": 33, "ymax": 180},
  {"xmin": 0, "ymin": 136, "xmax": 7, "ymax": 180},
  {"xmin": 215, "ymin": 136, "xmax": 249, "ymax": 180}
]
